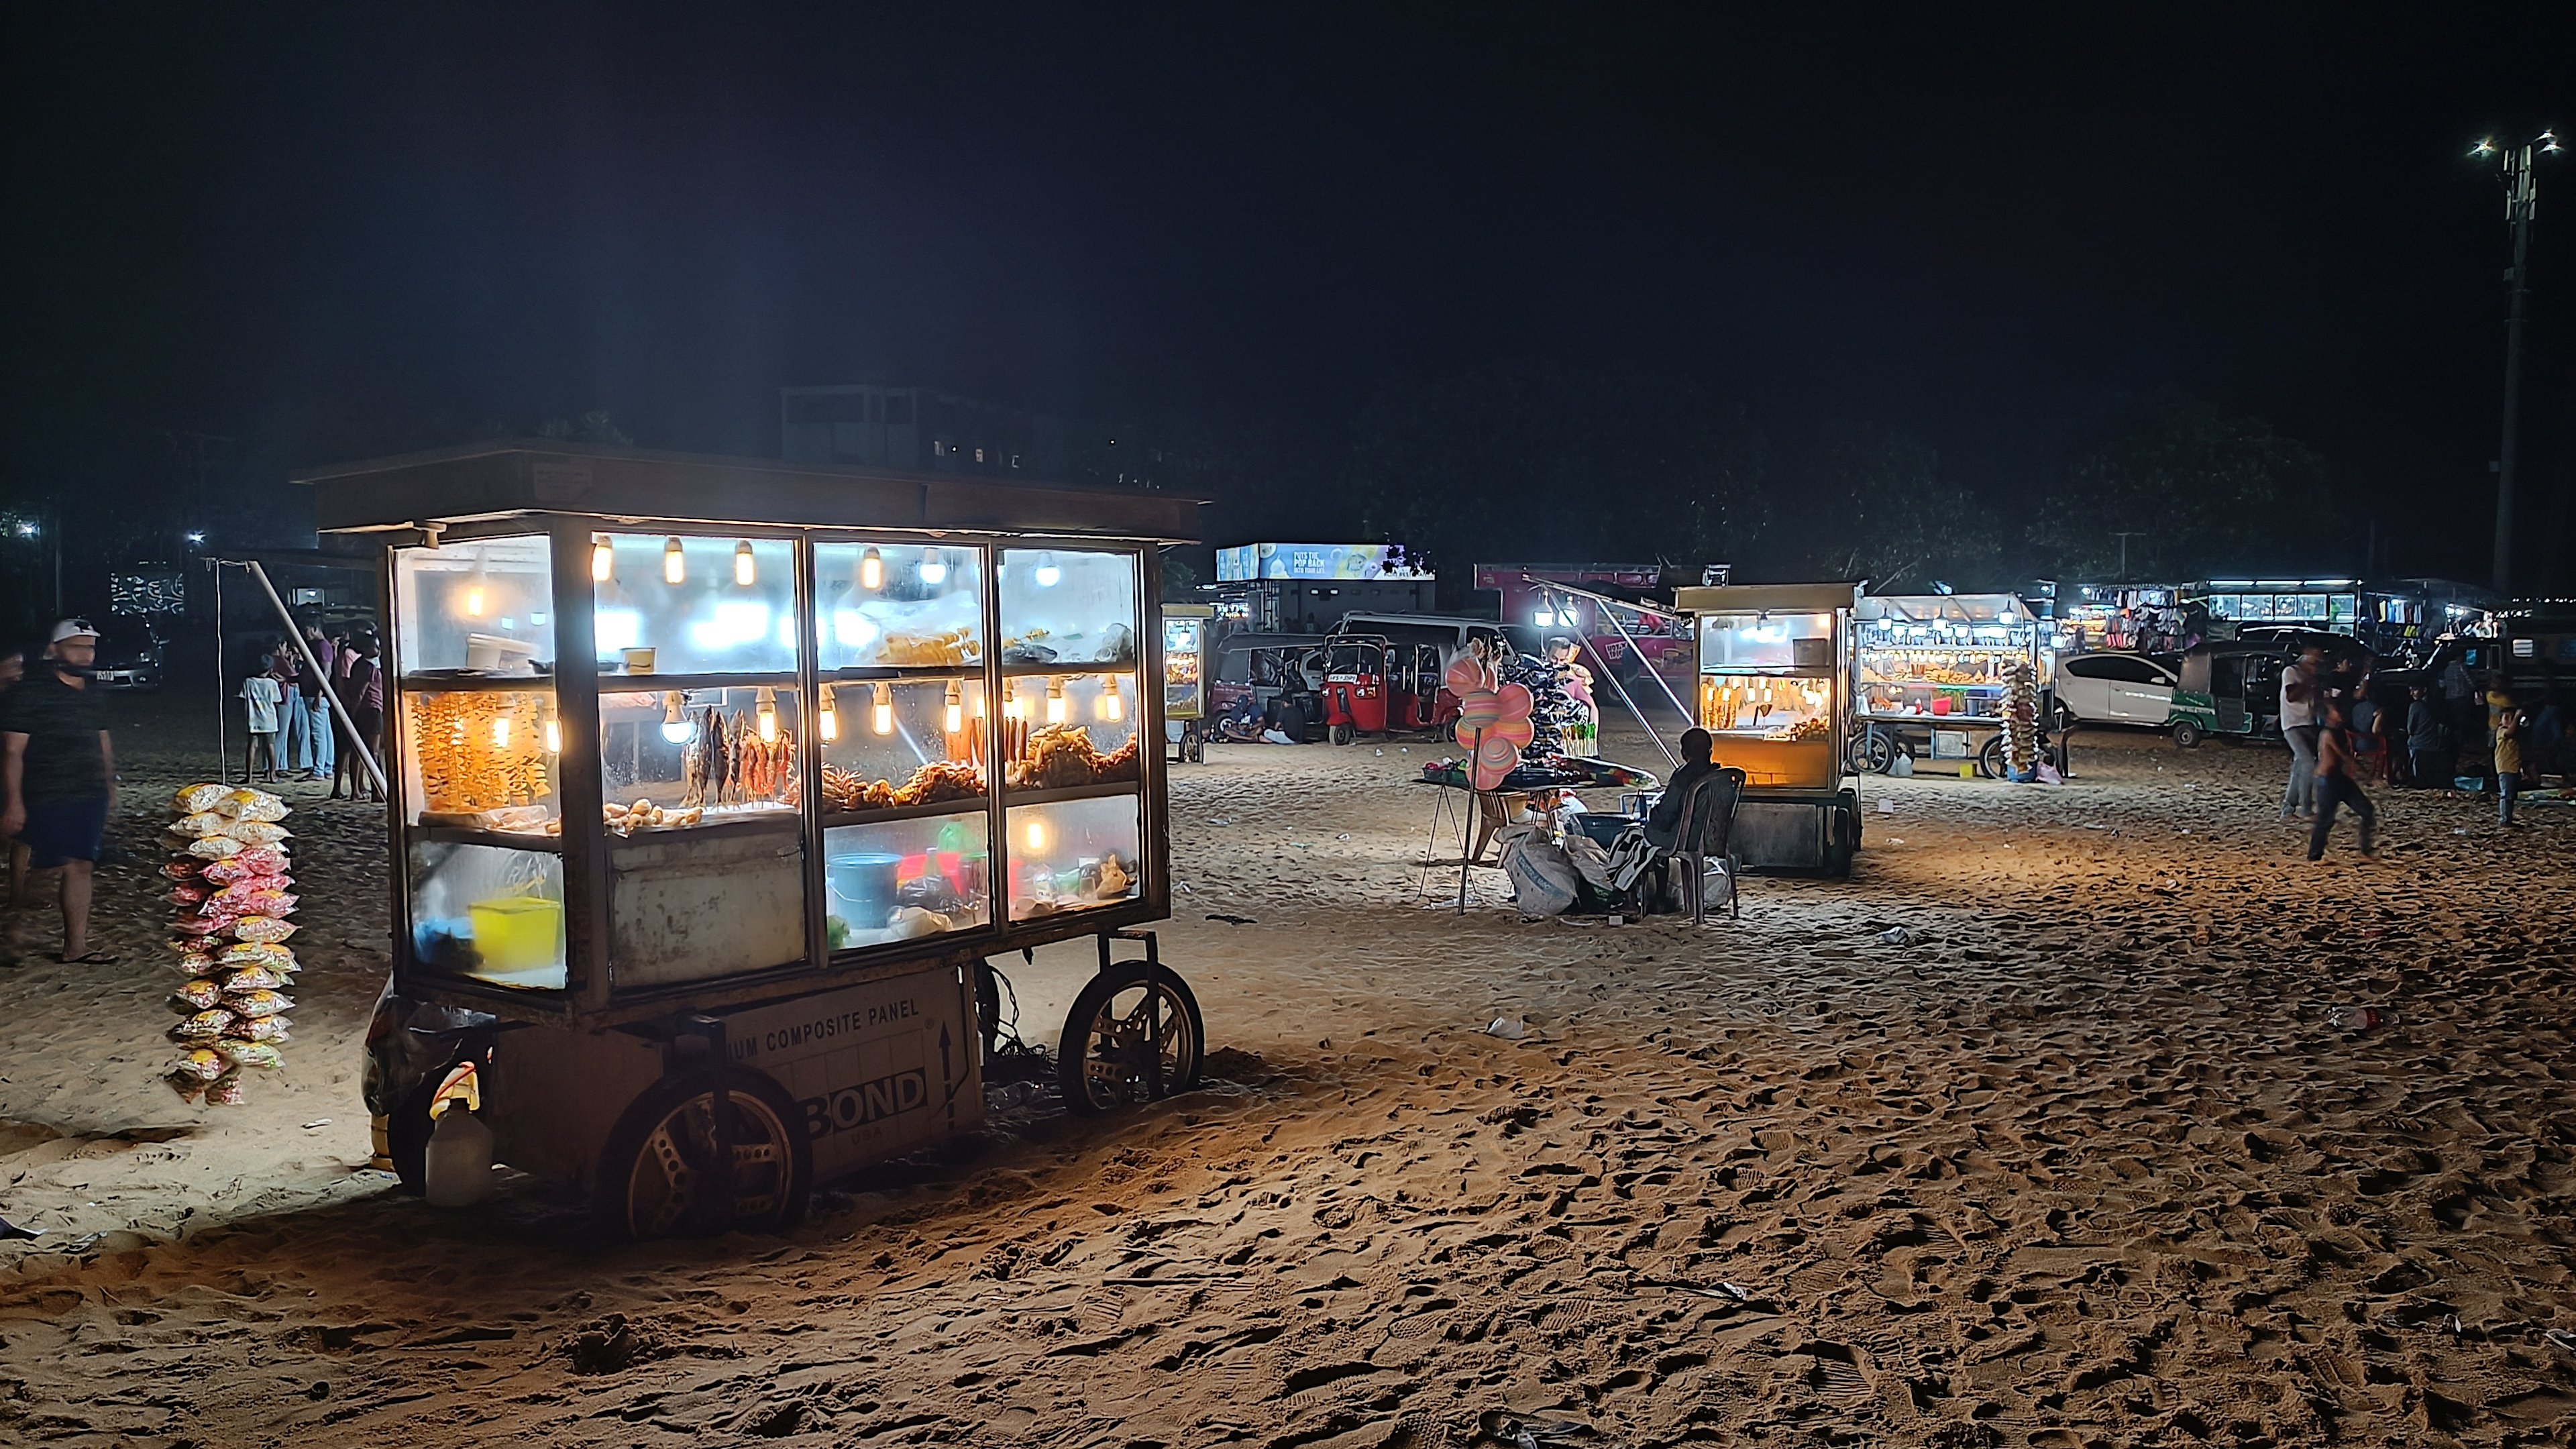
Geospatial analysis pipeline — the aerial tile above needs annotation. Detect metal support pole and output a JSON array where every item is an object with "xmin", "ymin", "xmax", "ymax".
[
  {"xmin": 2495, "ymin": 149, "xmax": 2535, "ymax": 596},
  {"xmin": 223, "ymin": 559, "xmax": 388, "ymax": 795},
  {"xmin": 211, "ymin": 561, "xmax": 228, "ymax": 786},
  {"xmin": 1523, "ymin": 574, "xmax": 1695, "ymax": 726},
  {"xmin": 1574, "ymin": 627, "xmax": 1678, "ymax": 770}
]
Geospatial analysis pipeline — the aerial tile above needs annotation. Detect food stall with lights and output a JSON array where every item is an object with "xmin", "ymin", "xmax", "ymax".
[
  {"xmin": 1851, "ymin": 593, "xmax": 2045, "ymax": 777},
  {"xmin": 1672, "ymin": 582, "xmax": 1863, "ymax": 876},
  {"xmin": 301, "ymin": 442, "xmax": 1203, "ymax": 1236},
  {"xmin": 1163, "ymin": 603, "xmax": 1212, "ymax": 762}
]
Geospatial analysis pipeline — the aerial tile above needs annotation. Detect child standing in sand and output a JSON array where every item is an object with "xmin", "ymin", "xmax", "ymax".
[
  {"xmin": 2308, "ymin": 700, "xmax": 2375, "ymax": 861},
  {"xmin": 2495, "ymin": 706, "xmax": 2524, "ymax": 827},
  {"xmin": 239, "ymin": 657, "xmax": 285, "ymax": 782}
]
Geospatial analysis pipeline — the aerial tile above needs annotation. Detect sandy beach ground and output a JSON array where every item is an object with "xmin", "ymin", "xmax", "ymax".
[{"xmin": 2, "ymin": 690, "xmax": 2573, "ymax": 1448}]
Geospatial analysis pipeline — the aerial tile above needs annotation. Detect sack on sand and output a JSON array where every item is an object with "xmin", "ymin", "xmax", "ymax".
[
  {"xmin": 173, "ymin": 783, "xmax": 228, "ymax": 814},
  {"xmin": 1499, "ymin": 826, "xmax": 1580, "ymax": 919}
]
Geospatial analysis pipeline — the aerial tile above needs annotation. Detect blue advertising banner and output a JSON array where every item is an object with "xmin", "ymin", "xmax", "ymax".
[{"xmin": 1215, "ymin": 543, "xmax": 1430, "ymax": 582}]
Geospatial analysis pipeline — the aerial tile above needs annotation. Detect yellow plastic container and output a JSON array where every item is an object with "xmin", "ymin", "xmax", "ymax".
[{"xmin": 470, "ymin": 894, "xmax": 564, "ymax": 973}]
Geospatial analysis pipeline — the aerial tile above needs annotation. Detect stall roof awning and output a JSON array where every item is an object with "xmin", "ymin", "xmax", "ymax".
[
  {"xmin": 1855, "ymin": 592, "xmax": 2037, "ymax": 625},
  {"xmin": 292, "ymin": 440, "xmax": 1205, "ymax": 544},
  {"xmin": 1672, "ymin": 582, "xmax": 1862, "ymax": 614}
]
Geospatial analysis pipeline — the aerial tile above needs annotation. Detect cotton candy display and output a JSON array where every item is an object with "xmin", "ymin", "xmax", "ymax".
[{"xmin": 162, "ymin": 786, "xmax": 298, "ymax": 1104}]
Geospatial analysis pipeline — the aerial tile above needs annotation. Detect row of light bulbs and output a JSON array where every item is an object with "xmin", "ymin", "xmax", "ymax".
[
  {"xmin": 588, "ymin": 538, "xmax": 1014, "ymax": 591},
  {"xmin": 815, "ymin": 676, "xmax": 1123, "ymax": 741}
]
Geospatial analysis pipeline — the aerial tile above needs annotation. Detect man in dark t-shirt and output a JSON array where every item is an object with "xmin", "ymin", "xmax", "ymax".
[{"xmin": 2, "ymin": 619, "xmax": 116, "ymax": 965}]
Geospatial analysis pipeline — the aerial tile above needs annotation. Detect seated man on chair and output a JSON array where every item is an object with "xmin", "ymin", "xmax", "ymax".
[{"xmin": 1643, "ymin": 728, "xmax": 1721, "ymax": 852}]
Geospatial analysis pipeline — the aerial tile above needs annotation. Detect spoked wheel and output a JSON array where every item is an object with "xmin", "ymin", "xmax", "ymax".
[
  {"xmin": 595, "ymin": 1069, "xmax": 811, "ymax": 1239},
  {"xmin": 1976, "ymin": 735, "xmax": 2008, "ymax": 779},
  {"xmin": 1058, "ymin": 961, "xmax": 1205, "ymax": 1117},
  {"xmin": 1849, "ymin": 726, "xmax": 1895, "ymax": 775}
]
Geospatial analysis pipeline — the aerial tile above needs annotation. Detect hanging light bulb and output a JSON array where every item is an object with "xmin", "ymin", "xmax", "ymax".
[
  {"xmin": 735, "ymin": 541, "xmax": 757, "ymax": 587},
  {"xmin": 755, "ymin": 687, "xmax": 779, "ymax": 743},
  {"xmin": 818, "ymin": 686, "xmax": 839, "ymax": 742},
  {"xmin": 1001, "ymin": 687, "xmax": 1023, "ymax": 720},
  {"xmin": 973, "ymin": 683, "xmax": 987, "ymax": 719},
  {"xmin": 491, "ymin": 711, "xmax": 513, "ymax": 748},
  {"xmin": 663, "ymin": 537, "xmax": 686, "ymax": 584},
  {"xmin": 660, "ymin": 691, "xmax": 694, "ymax": 744},
  {"xmin": 1096, "ymin": 675, "xmax": 1123, "ymax": 722},
  {"xmin": 543, "ymin": 711, "xmax": 562, "ymax": 753},
  {"xmin": 860, "ymin": 545, "xmax": 884, "ymax": 590},
  {"xmin": 917, "ymin": 549, "xmax": 947, "ymax": 585},
  {"xmin": 464, "ymin": 582, "xmax": 486, "ymax": 617},
  {"xmin": 1032, "ymin": 551, "xmax": 1061, "ymax": 588},
  {"xmin": 592, "ymin": 535, "xmax": 614, "ymax": 582},
  {"xmin": 1024, "ymin": 817, "xmax": 1046, "ymax": 851},
  {"xmin": 1044, "ymin": 678, "xmax": 1067, "ymax": 724},
  {"xmin": 871, "ymin": 682, "xmax": 894, "ymax": 735},
  {"xmin": 943, "ymin": 680, "xmax": 963, "ymax": 733}
]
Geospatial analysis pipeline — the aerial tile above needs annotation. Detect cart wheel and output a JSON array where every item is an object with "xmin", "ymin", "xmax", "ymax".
[
  {"xmin": 594, "ymin": 1068, "xmax": 811, "ymax": 1240},
  {"xmin": 1976, "ymin": 735, "xmax": 2007, "ymax": 779},
  {"xmin": 1329, "ymin": 722, "xmax": 1353, "ymax": 747},
  {"xmin": 1058, "ymin": 961, "xmax": 1204, "ymax": 1117},
  {"xmin": 2171, "ymin": 720, "xmax": 2203, "ymax": 749},
  {"xmin": 1849, "ymin": 727, "xmax": 1895, "ymax": 775}
]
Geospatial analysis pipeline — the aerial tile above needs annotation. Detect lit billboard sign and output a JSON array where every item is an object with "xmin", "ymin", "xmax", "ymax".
[{"xmin": 1216, "ymin": 543, "xmax": 1430, "ymax": 582}]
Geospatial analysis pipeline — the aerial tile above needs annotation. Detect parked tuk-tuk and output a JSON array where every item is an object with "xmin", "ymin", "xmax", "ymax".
[{"xmin": 1318, "ymin": 633, "xmax": 1456, "ymax": 744}]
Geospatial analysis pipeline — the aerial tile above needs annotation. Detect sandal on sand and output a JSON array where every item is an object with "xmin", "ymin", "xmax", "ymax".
[{"xmin": 58, "ymin": 950, "xmax": 119, "ymax": 965}]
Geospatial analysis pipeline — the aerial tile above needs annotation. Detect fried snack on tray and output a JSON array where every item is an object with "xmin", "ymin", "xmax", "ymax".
[
  {"xmin": 820, "ymin": 760, "xmax": 985, "ymax": 814},
  {"xmin": 1014, "ymin": 727, "xmax": 1142, "ymax": 790},
  {"xmin": 413, "ymin": 692, "xmax": 553, "ymax": 813}
]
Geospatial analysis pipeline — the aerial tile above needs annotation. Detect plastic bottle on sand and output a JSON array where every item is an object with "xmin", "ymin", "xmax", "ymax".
[
  {"xmin": 2326, "ymin": 1006, "xmax": 2396, "ymax": 1032},
  {"xmin": 424, "ymin": 1106, "xmax": 496, "ymax": 1208}
]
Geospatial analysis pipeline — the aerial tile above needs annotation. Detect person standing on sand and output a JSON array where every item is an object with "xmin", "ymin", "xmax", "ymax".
[
  {"xmin": 2278, "ymin": 644, "xmax": 2322, "ymax": 820},
  {"xmin": 2405, "ymin": 684, "xmax": 2444, "ymax": 789},
  {"xmin": 2495, "ymin": 706, "xmax": 2525, "ymax": 827},
  {"xmin": 0, "ymin": 620, "xmax": 118, "ymax": 965},
  {"xmin": 298, "ymin": 624, "xmax": 335, "ymax": 781},
  {"xmin": 2307, "ymin": 700, "xmax": 2375, "ymax": 862}
]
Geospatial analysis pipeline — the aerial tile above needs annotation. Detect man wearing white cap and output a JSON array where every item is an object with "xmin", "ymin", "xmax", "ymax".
[{"xmin": 1, "ymin": 619, "xmax": 117, "ymax": 965}]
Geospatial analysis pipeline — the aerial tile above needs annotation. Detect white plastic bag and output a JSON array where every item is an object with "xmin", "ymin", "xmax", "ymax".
[{"xmin": 1497, "ymin": 826, "xmax": 1579, "ymax": 919}]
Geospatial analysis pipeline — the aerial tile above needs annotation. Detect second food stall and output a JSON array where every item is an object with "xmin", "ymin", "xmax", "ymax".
[
  {"xmin": 1163, "ymin": 602, "xmax": 1212, "ymax": 762},
  {"xmin": 1672, "ymin": 582, "xmax": 1864, "ymax": 876},
  {"xmin": 302, "ymin": 441, "xmax": 1203, "ymax": 1237},
  {"xmin": 1851, "ymin": 592, "xmax": 2045, "ymax": 777}
]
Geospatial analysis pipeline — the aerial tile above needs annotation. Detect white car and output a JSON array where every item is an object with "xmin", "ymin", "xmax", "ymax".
[{"xmin": 2052, "ymin": 651, "xmax": 2181, "ymax": 730}]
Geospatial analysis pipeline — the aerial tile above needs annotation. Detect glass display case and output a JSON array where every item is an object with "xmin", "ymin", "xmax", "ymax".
[
  {"xmin": 1680, "ymin": 588, "xmax": 1854, "ymax": 790},
  {"xmin": 1853, "ymin": 594, "xmax": 2043, "ymax": 722},
  {"xmin": 1162, "ymin": 605, "xmax": 1211, "ymax": 721},
  {"xmin": 358, "ymin": 483, "xmax": 1179, "ymax": 1026}
]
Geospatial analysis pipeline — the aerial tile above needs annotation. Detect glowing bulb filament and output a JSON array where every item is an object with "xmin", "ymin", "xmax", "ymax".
[
  {"xmin": 492, "ymin": 714, "xmax": 513, "ymax": 747},
  {"xmin": 1097, "ymin": 676, "xmax": 1123, "ymax": 722},
  {"xmin": 918, "ymin": 550, "xmax": 947, "ymax": 585},
  {"xmin": 734, "ymin": 541, "xmax": 757, "ymax": 586},
  {"xmin": 943, "ymin": 680, "xmax": 963, "ymax": 734},
  {"xmin": 755, "ymin": 686, "xmax": 778, "ymax": 743},
  {"xmin": 663, "ymin": 537, "xmax": 686, "ymax": 584},
  {"xmin": 1044, "ymin": 679, "xmax": 1066, "ymax": 724},
  {"xmin": 818, "ymin": 689, "xmax": 839, "ymax": 742},
  {"xmin": 871, "ymin": 682, "xmax": 894, "ymax": 736},
  {"xmin": 860, "ymin": 545, "xmax": 884, "ymax": 590},
  {"xmin": 1024, "ymin": 819, "xmax": 1045, "ymax": 851},
  {"xmin": 543, "ymin": 716, "xmax": 561, "ymax": 753},
  {"xmin": 591, "ymin": 536, "xmax": 613, "ymax": 582},
  {"xmin": 464, "ymin": 584, "xmax": 486, "ymax": 617}
]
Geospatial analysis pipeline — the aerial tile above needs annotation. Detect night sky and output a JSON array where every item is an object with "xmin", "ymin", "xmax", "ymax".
[{"xmin": 5, "ymin": 5, "xmax": 2573, "ymax": 588}]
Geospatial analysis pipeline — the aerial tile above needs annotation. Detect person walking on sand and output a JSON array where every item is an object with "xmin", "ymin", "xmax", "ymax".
[
  {"xmin": 0, "ymin": 620, "xmax": 118, "ymax": 965},
  {"xmin": 2307, "ymin": 699, "xmax": 2375, "ymax": 862},
  {"xmin": 2278, "ymin": 644, "xmax": 2323, "ymax": 820},
  {"xmin": 2495, "ymin": 704, "xmax": 2526, "ymax": 827}
]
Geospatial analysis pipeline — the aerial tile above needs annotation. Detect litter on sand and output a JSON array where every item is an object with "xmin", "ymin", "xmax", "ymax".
[
  {"xmin": 1484, "ymin": 1016, "xmax": 1527, "ymax": 1040},
  {"xmin": 1877, "ymin": 926, "xmax": 1916, "ymax": 945}
]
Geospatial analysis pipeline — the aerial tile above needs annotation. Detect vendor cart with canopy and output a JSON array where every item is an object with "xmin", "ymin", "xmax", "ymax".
[
  {"xmin": 1851, "ymin": 592, "xmax": 2045, "ymax": 777},
  {"xmin": 301, "ymin": 442, "xmax": 1203, "ymax": 1237},
  {"xmin": 1673, "ymin": 582, "xmax": 1863, "ymax": 876},
  {"xmin": 1163, "ymin": 603, "xmax": 1211, "ymax": 762}
]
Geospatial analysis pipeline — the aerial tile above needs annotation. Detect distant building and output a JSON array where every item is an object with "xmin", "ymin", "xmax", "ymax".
[{"xmin": 780, "ymin": 384, "xmax": 1065, "ymax": 478}]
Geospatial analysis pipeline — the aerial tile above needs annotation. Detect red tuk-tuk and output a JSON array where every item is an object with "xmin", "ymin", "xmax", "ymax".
[{"xmin": 1320, "ymin": 633, "xmax": 1456, "ymax": 744}]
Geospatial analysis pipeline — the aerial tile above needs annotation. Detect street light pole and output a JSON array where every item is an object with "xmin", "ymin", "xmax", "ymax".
[{"xmin": 2475, "ymin": 129, "xmax": 2562, "ymax": 597}]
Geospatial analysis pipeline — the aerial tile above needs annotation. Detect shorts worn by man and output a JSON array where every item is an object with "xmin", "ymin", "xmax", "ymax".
[{"xmin": 2, "ymin": 619, "xmax": 117, "ymax": 965}]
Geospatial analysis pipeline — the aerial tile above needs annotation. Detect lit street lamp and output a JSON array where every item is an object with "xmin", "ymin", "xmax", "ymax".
[{"xmin": 2473, "ymin": 128, "xmax": 2563, "ymax": 596}]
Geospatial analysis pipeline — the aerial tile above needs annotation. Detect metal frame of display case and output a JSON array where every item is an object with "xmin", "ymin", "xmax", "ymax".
[
  {"xmin": 300, "ymin": 442, "xmax": 1199, "ymax": 1030},
  {"xmin": 1671, "ymin": 581, "xmax": 1864, "ymax": 876}
]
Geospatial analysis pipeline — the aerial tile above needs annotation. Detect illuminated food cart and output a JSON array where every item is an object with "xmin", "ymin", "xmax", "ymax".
[
  {"xmin": 1163, "ymin": 602, "xmax": 1212, "ymax": 763},
  {"xmin": 1851, "ymin": 593, "xmax": 2044, "ymax": 777},
  {"xmin": 301, "ymin": 442, "xmax": 1203, "ymax": 1236},
  {"xmin": 1672, "ymin": 582, "xmax": 1863, "ymax": 876}
]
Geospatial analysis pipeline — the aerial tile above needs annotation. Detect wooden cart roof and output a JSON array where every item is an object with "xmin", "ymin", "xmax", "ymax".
[
  {"xmin": 1672, "ymin": 582, "xmax": 1864, "ymax": 614},
  {"xmin": 293, "ymin": 441, "xmax": 1205, "ymax": 544},
  {"xmin": 1854, "ymin": 592, "xmax": 2037, "ymax": 624}
]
